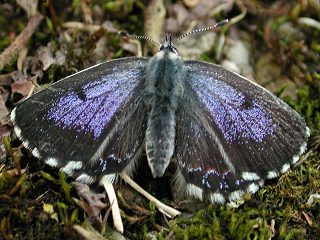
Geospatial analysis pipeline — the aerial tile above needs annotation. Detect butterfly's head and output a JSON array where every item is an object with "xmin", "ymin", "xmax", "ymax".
[{"xmin": 159, "ymin": 34, "xmax": 178, "ymax": 55}]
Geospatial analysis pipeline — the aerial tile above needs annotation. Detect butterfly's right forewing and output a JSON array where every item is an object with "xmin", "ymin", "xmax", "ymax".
[{"xmin": 12, "ymin": 57, "xmax": 149, "ymax": 184}]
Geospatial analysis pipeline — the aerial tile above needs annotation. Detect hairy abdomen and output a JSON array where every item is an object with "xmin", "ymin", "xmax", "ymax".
[
  {"xmin": 144, "ymin": 50, "xmax": 184, "ymax": 177},
  {"xmin": 146, "ymin": 104, "xmax": 176, "ymax": 177}
]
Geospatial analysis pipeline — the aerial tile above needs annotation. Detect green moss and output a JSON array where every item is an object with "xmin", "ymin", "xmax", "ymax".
[
  {"xmin": 40, "ymin": 171, "xmax": 73, "ymax": 203},
  {"xmin": 285, "ymin": 85, "xmax": 320, "ymax": 130},
  {"xmin": 168, "ymin": 206, "xmax": 271, "ymax": 240}
]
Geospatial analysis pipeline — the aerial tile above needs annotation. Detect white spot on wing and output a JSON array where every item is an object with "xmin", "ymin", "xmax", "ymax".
[
  {"xmin": 31, "ymin": 148, "xmax": 40, "ymax": 158},
  {"xmin": 267, "ymin": 170, "xmax": 278, "ymax": 179},
  {"xmin": 242, "ymin": 172, "xmax": 260, "ymax": 181},
  {"xmin": 10, "ymin": 108, "xmax": 16, "ymax": 121},
  {"xmin": 76, "ymin": 173, "xmax": 94, "ymax": 183},
  {"xmin": 280, "ymin": 163, "xmax": 290, "ymax": 173},
  {"xmin": 61, "ymin": 161, "xmax": 83, "ymax": 175},
  {"xmin": 100, "ymin": 174, "xmax": 117, "ymax": 184},
  {"xmin": 300, "ymin": 141, "xmax": 307, "ymax": 155},
  {"xmin": 247, "ymin": 183, "xmax": 259, "ymax": 194},
  {"xmin": 229, "ymin": 190, "xmax": 244, "ymax": 201},
  {"xmin": 13, "ymin": 125, "xmax": 22, "ymax": 139},
  {"xmin": 46, "ymin": 157, "xmax": 58, "ymax": 167},
  {"xmin": 209, "ymin": 193, "xmax": 225, "ymax": 204},
  {"xmin": 292, "ymin": 155, "xmax": 300, "ymax": 164},
  {"xmin": 305, "ymin": 127, "xmax": 310, "ymax": 137},
  {"xmin": 186, "ymin": 183, "xmax": 203, "ymax": 201},
  {"xmin": 23, "ymin": 140, "xmax": 30, "ymax": 149}
]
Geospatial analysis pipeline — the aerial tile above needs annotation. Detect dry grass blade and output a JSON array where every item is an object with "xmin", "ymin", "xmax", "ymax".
[{"xmin": 102, "ymin": 180, "xmax": 124, "ymax": 233}]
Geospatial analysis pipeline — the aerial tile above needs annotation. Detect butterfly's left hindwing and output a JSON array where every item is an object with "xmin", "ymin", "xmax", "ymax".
[
  {"xmin": 175, "ymin": 60, "xmax": 309, "ymax": 203},
  {"xmin": 11, "ymin": 57, "xmax": 149, "ymax": 183}
]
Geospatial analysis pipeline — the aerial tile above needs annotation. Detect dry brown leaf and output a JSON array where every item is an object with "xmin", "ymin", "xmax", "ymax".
[
  {"xmin": 36, "ymin": 47, "xmax": 55, "ymax": 71},
  {"xmin": 73, "ymin": 182, "xmax": 106, "ymax": 223},
  {"xmin": 0, "ymin": 94, "xmax": 9, "ymax": 119},
  {"xmin": 302, "ymin": 211, "xmax": 313, "ymax": 227},
  {"xmin": 11, "ymin": 75, "xmax": 34, "ymax": 98}
]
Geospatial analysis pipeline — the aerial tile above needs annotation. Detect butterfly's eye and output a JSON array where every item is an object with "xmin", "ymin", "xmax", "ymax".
[{"xmin": 171, "ymin": 46, "xmax": 178, "ymax": 55}]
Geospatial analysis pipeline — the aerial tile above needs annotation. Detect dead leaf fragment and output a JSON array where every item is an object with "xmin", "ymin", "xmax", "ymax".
[
  {"xmin": 302, "ymin": 211, "xmax": 313, "ymax": 226},
  {"xmin": 37, "ymin": 47, "xmax": 55, "ymax": 71},
  {"xmin": 11, "ymin": 77, "xmax": 34, "ymax": 98},
  {"xmin": 73, "ymin": 182, "xmax": 106, "ymax": 223},
  {"xmin": 0, "ymin": 95, "xmax": 9, "ymax": 123}
]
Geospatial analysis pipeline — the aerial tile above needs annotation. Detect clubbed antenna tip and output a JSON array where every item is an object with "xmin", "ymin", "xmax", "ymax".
[
  {"xmin": 173, "ymin": 19, "xmax": 229, "ymax": 44},
  {"xmin": 217, "ymin": 19, "xmax": 229, "ymax": 27}
]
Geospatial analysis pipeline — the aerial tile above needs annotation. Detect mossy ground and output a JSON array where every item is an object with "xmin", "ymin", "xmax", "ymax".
[{"xmin": 0, "ymin": 1, "xmax": 319, "ymax": 239}]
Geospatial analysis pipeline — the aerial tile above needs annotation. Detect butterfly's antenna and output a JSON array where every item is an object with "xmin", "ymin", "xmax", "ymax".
[
  {"xmin": 119, "ymin": 30, "xmax": 161, "ymax": 47},
  {"xmin": 173, "ymin": 19, "xmax": 229, "ymax": 44}
]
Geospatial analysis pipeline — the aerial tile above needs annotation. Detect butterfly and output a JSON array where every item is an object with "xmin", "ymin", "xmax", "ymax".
[{"xmin": 11, "ymin": 20, "xmax": 309, "ymax": 204}]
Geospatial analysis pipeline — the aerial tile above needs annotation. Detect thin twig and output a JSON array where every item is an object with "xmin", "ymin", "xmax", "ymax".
[
  {"xmin": 0, "ymin": 14, "xmax": 44, "ymax": 71},
  {"xmin": 120, "ymin": 173, "xmax": 181, "ymax": 218}
]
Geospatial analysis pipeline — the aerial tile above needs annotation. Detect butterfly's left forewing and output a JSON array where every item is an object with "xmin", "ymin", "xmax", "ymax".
[
  {"xmin": 12, "ymin": 57, "xmax": 149, "ymax": 184},
  {"xmin": 175, "ymin": 60, "xmax": 309, "ymax": 203}
]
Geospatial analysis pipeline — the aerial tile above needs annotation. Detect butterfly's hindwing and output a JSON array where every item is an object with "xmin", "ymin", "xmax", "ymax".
[
  {"xmin": 174, "ymin": 60, "xmax": 309, "ymax": 203},
  {"xmin": 11, "ymin": 57, "xmax": 149, "ymax": 183}
]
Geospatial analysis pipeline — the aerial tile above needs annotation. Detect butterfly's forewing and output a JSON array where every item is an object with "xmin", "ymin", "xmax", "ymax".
[
  {"xmin": 11, "ymin": 57, "xmax": 149, "ymax": 183},
  {"xmin": 175, "ymin": 60, "xmax": 309, "ymax": 203}
]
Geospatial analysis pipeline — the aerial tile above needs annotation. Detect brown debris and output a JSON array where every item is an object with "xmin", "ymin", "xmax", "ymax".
[
  {"xmin": 73, "ymin": 182, "xmax": 107, "ymax": 223},
  {"xmin": 0, "ymin": 94, "xmax": 9, "ymax": 124},
  {"xmin": 302, "ymin": 211, "xmax": 313, "ymax": 227},
  {"xmin": 11, "ymin": 74, "xmax": 34, "ymax": 99}
]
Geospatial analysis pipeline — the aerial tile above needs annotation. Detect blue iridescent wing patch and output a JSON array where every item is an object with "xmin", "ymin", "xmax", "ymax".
[
  {"xmin": 174, "ymin": 60, "xmax": 309, "ymax": 203},
  {"xmin": 11, "ymin": 57, "xmax": 149, "ymax": 184}
]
